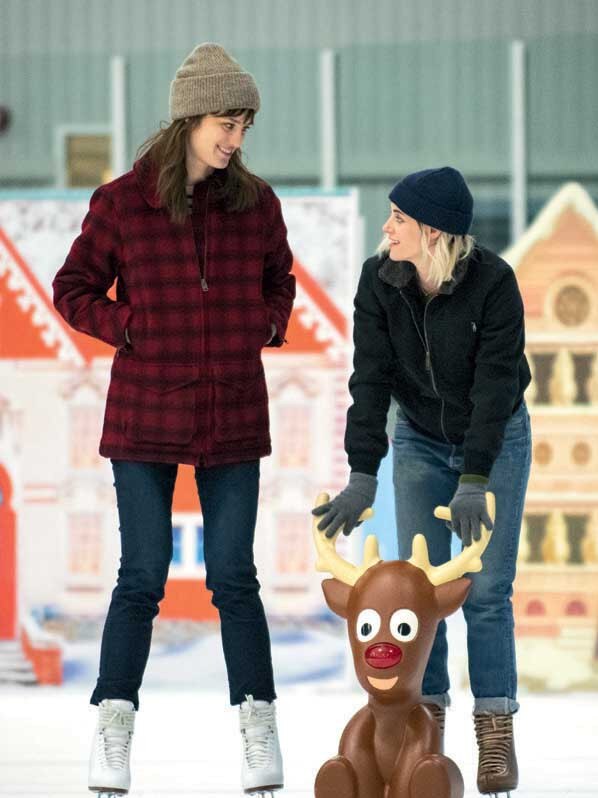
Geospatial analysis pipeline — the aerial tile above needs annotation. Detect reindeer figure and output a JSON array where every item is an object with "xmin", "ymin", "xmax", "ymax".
[{"xmin": 312, "ymin": 491, "xmax": 495, "ymax": 798}]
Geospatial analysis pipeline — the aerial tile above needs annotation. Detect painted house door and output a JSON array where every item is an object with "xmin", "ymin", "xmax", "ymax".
[{"xmin": 0, "ymin": 466, "xmax": 17, "ymax": 639}]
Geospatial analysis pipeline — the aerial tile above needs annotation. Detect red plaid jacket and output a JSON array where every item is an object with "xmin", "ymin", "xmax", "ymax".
[{"xmin": 52, "ymin": 155, "xmax": 296, "ymax": 467}]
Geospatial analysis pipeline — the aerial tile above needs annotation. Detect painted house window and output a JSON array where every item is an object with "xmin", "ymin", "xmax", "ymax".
[
  {"xmin": 564, "ymin": 514, "xmax": 588, "ymax": 564},
  {"xmin": 170, "ymin": 518, "xmax": 205, "ymax": 574},
  {"xmin": 278, "ymin": 404, "xmax": 311, "ymax": 468},
  {"xmin": 529, "ymin": 353, "xmax": 555, "ymax": 405},
  {"xmin": 195, "ymin": 525, "xmax": 205, "ymax": 565},
  {"xmin": 565, "ymin": 600, "xmax": 587, "ymax": 616},
  {"xmin": 0, "ymin": 395, "xmax": 8, "ymax": 437},
  {"xmin": 525, "ymin": 514, "xmax": 548, "ymax": 563},
  {"xmin": 68, "ymin": 512, "xmax": 101, "ymax": 577},
  {"xmin": 172, "ymin": 525, "xmax": 183, "ymax": 565},
  {"xmin": 70, "ymin": 405, "xmax": 102, "ymax": 468},
  {"xmin": 571, "ymin": 353, "xmax": 594, "ymax": 404},
  {"xmin": 554, "ymin": 285, "xmax": 590, "ymax": 327},
  {"xmin": 530, "ymin": 351, "xmax": 595, "ymax": 406},
  {"xmin": 526, "ymin": 600, "xmax": 546, "ymax": 616},
  {"xmin": 275, "ymin": 513, "xmax": 310, "ymax": 585}
]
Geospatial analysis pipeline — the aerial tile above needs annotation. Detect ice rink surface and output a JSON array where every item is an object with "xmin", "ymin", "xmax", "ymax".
[{"xmin": 0, "ymin": 683, "xmax": 596, "ymax": 797}]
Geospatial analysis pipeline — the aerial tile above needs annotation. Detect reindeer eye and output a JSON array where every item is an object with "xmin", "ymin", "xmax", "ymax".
[
  {"xmin": 389, "ymin": 609, "xmax": 418, "ymax": 642},
  {"xmin": 356, "ymin": 609, "xmax": 381, "ymax": 642}
]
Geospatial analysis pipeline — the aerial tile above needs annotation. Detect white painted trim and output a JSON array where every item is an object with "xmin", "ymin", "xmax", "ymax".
[
  {"xmin": 526, "ymin": 492, "xmax": 598, "ymax": 502},
  {"xmin": 111, "ymin": 56, "xmax": 127, "ymax": 178},
  {"xmin": 526, "ymin": 406, "xmax": 598, "ymax": 416},
  {"xmin": 0, "ymin": 233, "xmax": 84, "ymax": 366},
  {"xmin": 320, "ymin": 49, "xmax": 337, "ymax": 191},
  {"xmin": 510, "ymin": 40, "xmax": 527, "ymax": 245},
  {"xmin": 527, "ymin": 332, "xmax": 598, "ymax": 345},
  {"xmin": 502, "ymin": 182, "xmax": 598, "ymax": 267}
]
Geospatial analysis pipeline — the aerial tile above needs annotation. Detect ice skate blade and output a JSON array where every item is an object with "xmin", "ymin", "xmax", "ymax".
[
  {"xmin": 89, "ymin": 789, "xmax": 128, "ymax": 797},
  {"xmin": 244, "ymin": 787, "xmax": 283, "ymax": 797}
]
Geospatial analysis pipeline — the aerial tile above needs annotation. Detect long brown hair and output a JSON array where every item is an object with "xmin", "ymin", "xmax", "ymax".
[{"xmin": 135, "ymin": 109, "xmax": 267, "ymax": 224}]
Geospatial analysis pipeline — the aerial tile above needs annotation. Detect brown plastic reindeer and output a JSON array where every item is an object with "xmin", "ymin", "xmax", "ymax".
[{"xmin": 312, "ymin": 490, "xmax": 495, "ymax": 798}]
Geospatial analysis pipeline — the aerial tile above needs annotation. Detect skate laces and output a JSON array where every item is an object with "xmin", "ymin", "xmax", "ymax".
[
  {"xmin": 474, "ymin": 713, "xmax": 512, "ymax": 774},
  {"xmin": 98, "ymin": 701, "xmax": 135, "ymax": 770},
  {"xmin": 239, "ymin": 695, "xmax": 275, "ymax": 770}
]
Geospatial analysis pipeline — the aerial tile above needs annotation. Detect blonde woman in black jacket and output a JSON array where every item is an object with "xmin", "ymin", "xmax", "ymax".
[{"xmin": 313, "ymin": 167, "xmax": 531, "ymax": 797}]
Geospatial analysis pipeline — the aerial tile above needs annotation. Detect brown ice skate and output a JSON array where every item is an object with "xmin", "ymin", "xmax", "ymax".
[{"xmin": 474, "ymin": 713, "xmax": 518, "ymax": 797}]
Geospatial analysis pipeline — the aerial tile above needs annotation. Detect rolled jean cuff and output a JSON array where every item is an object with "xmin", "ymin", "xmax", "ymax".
[
  {"xmin": 421, "ymin": 692, "xmax": 451, "ymax": 709},
  {"xmin": 473, "ymin": 697, "xmax": 520, "ymax": 715}
]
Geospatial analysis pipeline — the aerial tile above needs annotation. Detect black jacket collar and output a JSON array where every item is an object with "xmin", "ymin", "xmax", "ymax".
[{"xmin": 377, "ymin": 250, "xmax": 471, "ymax": 295}]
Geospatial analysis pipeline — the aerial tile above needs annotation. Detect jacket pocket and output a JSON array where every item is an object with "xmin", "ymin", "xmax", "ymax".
[
  {"xmin": 212, "ymin": 360, "xmax": 269, "ymax": 445},
  {"xmin": 117, "ymin": 358, "xmax": 200, "ymax": 446}
]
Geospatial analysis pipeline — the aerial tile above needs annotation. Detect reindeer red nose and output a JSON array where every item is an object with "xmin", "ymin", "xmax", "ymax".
[{"xmin": 364, "ymin": 642, "xmax": 403, "ymax": 669}]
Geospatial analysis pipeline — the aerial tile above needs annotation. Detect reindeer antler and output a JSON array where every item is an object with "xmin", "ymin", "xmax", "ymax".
[
  {"xmin": 312, "ymin": 492, "xmax": 380, "ymax": 586},
  {"xmin": 408, "ymin": 492, "xmax": 495, "ymax": 586}
]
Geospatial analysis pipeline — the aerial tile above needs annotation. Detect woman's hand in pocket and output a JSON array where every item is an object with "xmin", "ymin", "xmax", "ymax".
[{"xmin": 265, "ymin": 322, "xmax": 277, "ymax": 344}]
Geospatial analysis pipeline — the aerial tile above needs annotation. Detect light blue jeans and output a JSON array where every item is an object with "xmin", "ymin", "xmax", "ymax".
[{"xmin": 392, "ymin": 400, "xmax": 532, "ymax": 715}]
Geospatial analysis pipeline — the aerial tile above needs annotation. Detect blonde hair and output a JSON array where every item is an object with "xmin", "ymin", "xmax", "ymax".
[{"xmin": 376, "ymin": 227, "xmax": 475, "ymax": 290}]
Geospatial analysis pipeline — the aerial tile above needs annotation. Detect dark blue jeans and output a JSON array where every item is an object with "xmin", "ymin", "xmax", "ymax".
[
  {"xmin": 392, "ymin": 400, "xmax": 532, "ymax": 715},
  {"xmin": 90, "ymin": 459, "xmax": 276, "ymax": 710}
]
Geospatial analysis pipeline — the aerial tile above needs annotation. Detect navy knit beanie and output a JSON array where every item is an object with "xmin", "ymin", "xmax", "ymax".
[{"xmin": 388, "ymin": 166, "xmax": 473, "ymax": 235}]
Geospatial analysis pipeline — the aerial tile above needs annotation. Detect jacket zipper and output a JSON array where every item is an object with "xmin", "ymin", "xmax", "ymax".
[
  {"xmin": 200, "ymin": 185, "xmax": 210, "ymax": 292},
  {"xmin": 192, "ymin": 184, "xmax": 211, "ymax": 465},
  {"xmin": 399, "ymin": 291, "xmax": 450, "ymax": 444}
]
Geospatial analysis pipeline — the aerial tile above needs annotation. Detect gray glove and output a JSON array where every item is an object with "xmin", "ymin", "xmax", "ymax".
[
  {"xmin": 311, "ymin": 472, "xmax": 377, "ymax": 538},
  {"xmin": 448, "ymin": 477, "xmax": 494, "ymax": 547}
]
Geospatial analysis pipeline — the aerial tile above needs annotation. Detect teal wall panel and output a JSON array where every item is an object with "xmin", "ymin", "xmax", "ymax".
[
  {"xmin": 3, "ymin": 0, "xmax": 598, "ymax": 54},
  {"xmin": 1, "ymin": 0, "xmax": 597, "ymax": 190},
  {"xmin": 528, "ymin": 34, "xmax": 598, "ymax": 174},
  {"xmin": 0, "ymin": 53, "xmax": 111, "ymax": 180},
  {"xmin": 338, "ymin": 39, "xmax": 511, "ymax": 178}
]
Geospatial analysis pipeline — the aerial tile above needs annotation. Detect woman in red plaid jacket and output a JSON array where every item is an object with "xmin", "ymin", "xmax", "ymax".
[{"xmin": 52, "ymin": 43, "xmax": 295, "ymax": 798}]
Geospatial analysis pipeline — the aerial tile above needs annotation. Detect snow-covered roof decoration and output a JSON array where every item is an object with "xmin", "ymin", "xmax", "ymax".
[
  {"xmin": 0, "ymin": 227, "xmax": 84, "ymax": 365},
  {"xmin": 502, "ymin": 182, "xmax": 598, "ymax": 268}
]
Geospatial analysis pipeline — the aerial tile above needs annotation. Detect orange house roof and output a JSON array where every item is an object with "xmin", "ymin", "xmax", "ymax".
[{"xmin": 0, "ymin": 226, "xmax": 347, "ymax": 364}]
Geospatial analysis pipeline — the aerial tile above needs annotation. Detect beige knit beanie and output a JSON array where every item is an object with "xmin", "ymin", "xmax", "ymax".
[{"xmin": 169, "ymin": 42, "xmax": 261, "ymax": 120}]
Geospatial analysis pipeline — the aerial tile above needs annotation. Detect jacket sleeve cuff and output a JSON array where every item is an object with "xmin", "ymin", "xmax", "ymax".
[
  {"xmin": 114, "ymin": 303, "xmax": 133, "ymax": 349},
  {"xmin": 459, "ymin": 473, "xmax": 490, "ymax": 485},
  {"xmin": 347, "ymin": 459, "xmax": 380, "ymax": 478},
  {"xmin": 264, "ymin": 311, "xmax": 288, "ymax": 347}
]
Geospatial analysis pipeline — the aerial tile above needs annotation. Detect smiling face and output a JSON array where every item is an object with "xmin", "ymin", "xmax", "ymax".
[
  {"xmin": 356, "ymin": 605, "xmax": 420, "ymax": 691},
  {"xmin": 346, "ymin": 562, "xmax": 440, "ymax": 701},
  {"xmin": 320, "ymin": 556, "xmax": 471, "ymax": 704},
  {"xmin": 382, "ymin": 202, "xmax": 426, "ymax": 264},
  {"xmin": 185, "ymin": 112, "xmax": 253, "ymax": 182}
]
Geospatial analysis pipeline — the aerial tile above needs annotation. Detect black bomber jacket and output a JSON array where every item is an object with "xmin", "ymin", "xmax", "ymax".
[{"xmin": 344, "ymin": 245, "xmax": 531, "ymax": 479}]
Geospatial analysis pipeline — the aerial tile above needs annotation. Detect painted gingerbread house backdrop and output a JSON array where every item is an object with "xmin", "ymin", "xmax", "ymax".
[
  {"xmin": 506, "ymin": 183, "xmax": 598, "ymax": 690},
  {"xmin": 2, "ymin": 182, "xmax": 598, "ymax": 692},
  {"xmin": 0, "ymin": 188, "xmax": 363, "ymax": 684}
]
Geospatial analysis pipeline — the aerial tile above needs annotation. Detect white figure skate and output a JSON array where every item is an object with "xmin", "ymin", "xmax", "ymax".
[
  {"xmin": 88, "ymin": 698, "xmax": 136, "ymax": 796},
  {"xmin": 239, "ymin": 695, "xmax": 283, "ymax": 797}
]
